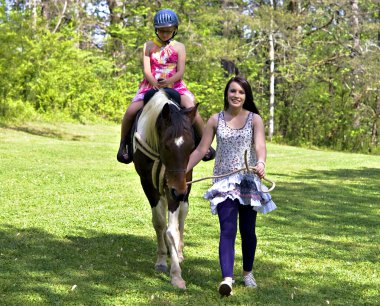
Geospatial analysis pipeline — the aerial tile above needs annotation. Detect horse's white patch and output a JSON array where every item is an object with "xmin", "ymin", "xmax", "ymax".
[{"xmin": 174, "ymin": 136, "xmax": 184, "ymax": 147}]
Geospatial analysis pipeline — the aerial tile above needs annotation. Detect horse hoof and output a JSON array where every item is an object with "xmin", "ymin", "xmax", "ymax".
[
  {"xmin": 171, "ymin": 277, "xmax": 186, "ymax": 289},
  {"xmin": 155, "ymin": 264, "xmax": 168, "ymax": 273}
]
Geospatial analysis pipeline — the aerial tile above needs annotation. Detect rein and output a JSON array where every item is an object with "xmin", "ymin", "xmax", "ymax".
[{"xmin": 187, "ymin": 150, "xmax": 276, "ymax": 193}]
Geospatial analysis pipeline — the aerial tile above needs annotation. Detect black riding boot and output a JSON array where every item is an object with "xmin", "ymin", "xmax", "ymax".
[{"xmin": 117, "ymin": 138, "xmax": 133, "ymax": 164}]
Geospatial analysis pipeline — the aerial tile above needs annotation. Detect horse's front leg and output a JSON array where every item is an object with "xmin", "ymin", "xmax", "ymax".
[
  {"xmin": 178, "ymin": 200, "xmax": 189, "ymax": 263},
  {"xmin": 152, "ymin": 198, "xmax": 168, "ymax": 273},
  {"xmin": 166, "ymin": 207, "xmax": 186, "ymax": 289}
]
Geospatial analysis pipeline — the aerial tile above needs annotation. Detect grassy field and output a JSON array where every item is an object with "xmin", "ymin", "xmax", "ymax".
[{"xmin": 0, "ymin": 122, "xmax": 379, "ymax": 305}]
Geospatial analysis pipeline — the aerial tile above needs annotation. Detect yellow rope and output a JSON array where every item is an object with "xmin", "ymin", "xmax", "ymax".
[{"xmin": 187, "ymin": 150, "xmax": 276, "ymax": 193}]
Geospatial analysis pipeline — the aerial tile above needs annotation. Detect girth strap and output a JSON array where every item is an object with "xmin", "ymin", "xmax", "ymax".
[{"xmin": 134, "ymin": 132, "xmax": 165, "ymax": 193}]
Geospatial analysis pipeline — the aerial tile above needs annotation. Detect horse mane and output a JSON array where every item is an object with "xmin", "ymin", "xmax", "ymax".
[{"xmin": 137, "ymin": 90, "xmax": 180, "ymax": 153}]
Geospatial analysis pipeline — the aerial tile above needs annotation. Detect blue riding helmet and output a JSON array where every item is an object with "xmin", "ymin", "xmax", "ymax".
[{"xmin": 154, "ymin": 9, "xmax": 179, "ymax": 29}]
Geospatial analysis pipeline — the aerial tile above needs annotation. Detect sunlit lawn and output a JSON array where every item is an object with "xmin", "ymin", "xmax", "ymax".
[{"xmin": 0, "ymin": 122, "xmax": 379, "ymax": 305}]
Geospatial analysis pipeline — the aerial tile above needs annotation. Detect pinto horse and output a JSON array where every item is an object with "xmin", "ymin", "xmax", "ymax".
[{"xmin": 132, "ymin": 90, "xmax": 197, "ymax": 289}]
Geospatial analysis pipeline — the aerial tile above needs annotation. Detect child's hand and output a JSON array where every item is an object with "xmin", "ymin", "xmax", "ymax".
[
  {"xmin": 157, "ymin": 78, "xmax": 172, "ymax": 88},
  {"xmin": 152, "ymin": 79, "xmax": 161, "ymax": 90}
]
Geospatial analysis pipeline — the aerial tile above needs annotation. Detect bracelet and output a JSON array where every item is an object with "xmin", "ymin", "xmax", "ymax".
[{"xmin": 256, "ymin": 161, "xmax": 266, "ymax": 168}]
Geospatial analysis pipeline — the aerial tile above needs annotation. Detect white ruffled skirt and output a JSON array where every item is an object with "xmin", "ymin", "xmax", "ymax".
[{"xmin": 204, "ymin": 173, "xmax": 277, "ymax": 215}]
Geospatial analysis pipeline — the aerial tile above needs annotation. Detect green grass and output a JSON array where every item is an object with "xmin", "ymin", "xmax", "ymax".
[{"xmin": 0, "ymin": 122, "xmax": 379, "ymax": 305}]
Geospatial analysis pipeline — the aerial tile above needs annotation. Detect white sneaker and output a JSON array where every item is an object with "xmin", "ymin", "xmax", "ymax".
[
  {"xmin": 243, "ymin": 272, "xmax": 257, "ymax": 288},
  {"xmin": 218, "ymin": 279, "xmax": 233, "ymax": 296}
]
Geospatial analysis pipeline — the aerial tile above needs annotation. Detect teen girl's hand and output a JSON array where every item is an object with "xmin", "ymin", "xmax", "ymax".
[{"xmin": 253, "ymin": 162, "xmax": 265, "ymax": 179}]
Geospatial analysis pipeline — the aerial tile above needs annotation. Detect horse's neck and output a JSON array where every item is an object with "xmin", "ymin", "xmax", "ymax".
[{"xmin": 136, "ymin": 91, "xmax": 174, "ymax": 152}]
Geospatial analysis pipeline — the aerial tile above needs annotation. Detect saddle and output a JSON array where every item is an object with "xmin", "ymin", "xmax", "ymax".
[
  {"xmin": 125, "ymin": 88, "xmax": 183, "ymax": 163},
  {"xmin": 143, "ymin": 88, "xmax": 181, "ymax": 106}
]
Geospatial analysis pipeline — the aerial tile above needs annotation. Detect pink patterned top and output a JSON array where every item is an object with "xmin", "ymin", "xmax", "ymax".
[{"xmin": 132, "ymin": 40, "xmax": 194, "ymax": 102}]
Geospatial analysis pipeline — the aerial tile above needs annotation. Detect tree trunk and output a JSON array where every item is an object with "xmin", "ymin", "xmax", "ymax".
[
  {"xmin": 74, "ymin": 0, "xmax": 88, "ymax": 50},
  {"xmin": 268, "ymin": 0, "xmax": 275, "ymax": 140},
  {"xmin": 372, "ymin": 88, "xmax": 380, "ymax": 146},
  {"xmin": 106, "ymin": 0, "xmax": 125, "ymax": 65},
  {"xmin": 52, "ymin": 0, "xmax": 68, "ymax": 33},
  {"xmin": 378, "ymin": 5, "xmax": 380, "ymax": 47},
  {"xmin": 351, "ymin": 0, "xmax": 360, "ymax": 53},
  {"xmin": 31, "ymin": 0, "xmax": 40, "ymax": 29},
  {"xmin": 351, "ymin": 0, "xmax": 362, "ymax": 128}
]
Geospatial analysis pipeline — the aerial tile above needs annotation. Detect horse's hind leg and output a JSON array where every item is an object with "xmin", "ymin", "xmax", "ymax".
[
  {"xmin": 152, "ymin": 199, "xmax": 168, "ymax": 273},
  {"xmin": 177, "ymin": 201, "xmax": 189, "ymax": 263}
]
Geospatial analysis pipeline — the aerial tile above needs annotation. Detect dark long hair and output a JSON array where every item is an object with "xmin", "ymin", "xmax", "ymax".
[{"xmin": 223, "ymin": 76, "xmax": 260, "ymax": 115}]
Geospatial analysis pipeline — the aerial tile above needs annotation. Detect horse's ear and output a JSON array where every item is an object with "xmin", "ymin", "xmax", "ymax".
[
  {"xmin": 162, "ymin": 103, "xmax": 171, "ymax": 120},
  {"xmin": 183, "ymin": 103, "xmax": 199, "ymax": 123}
]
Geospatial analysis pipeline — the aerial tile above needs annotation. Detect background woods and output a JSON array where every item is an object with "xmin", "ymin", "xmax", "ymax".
[{"xmin": 0, "ymin": 0, "xmax": 379, "ymax": 154}]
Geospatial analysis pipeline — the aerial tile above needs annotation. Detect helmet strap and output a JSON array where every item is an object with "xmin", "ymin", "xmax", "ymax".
[
  {"xmin": 153, "ymin": 36, "xmax": 164, "ymax": 47},
  {"xmin": 154, "ymin": 29, "xmax": 177, "ymax": 45}
]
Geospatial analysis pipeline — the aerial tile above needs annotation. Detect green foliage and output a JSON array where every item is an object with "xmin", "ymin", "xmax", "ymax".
[
  {"xmin": 0, "ymin": 98, "xmax": 36, "ymax": 121},
  {"xmin": 0, "ymin": 0, "xmax": 379, "ymax": 153},
  {"xmin": 0, "ymin": 8, "xmax": 131, "ymax": 123},
  {"xmin": 187, "ymin": 71, "xmax": 227, "ymax": 119}
]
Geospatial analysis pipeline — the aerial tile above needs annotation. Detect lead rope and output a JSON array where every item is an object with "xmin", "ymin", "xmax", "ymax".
[{"xmin": 186, "ymin": 150, "xmax": 276, "ymax": 193}]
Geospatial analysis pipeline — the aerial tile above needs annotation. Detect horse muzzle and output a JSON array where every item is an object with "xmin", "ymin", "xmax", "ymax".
[
  {"xmin": 165, "ymin": 168, "xmax": 188, "ymax": 202},
  {"xmin": 170, "ymin": 187, "xmax": 187, "ymax": 202}
]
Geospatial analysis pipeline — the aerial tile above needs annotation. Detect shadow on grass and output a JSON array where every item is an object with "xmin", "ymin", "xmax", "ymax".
[
  {"xmin": 0, "ymin": 223, "xmax": 228, "ymax": 305},
  {"xmin": 183, "ymin": 167, "xmax": 379, "ymax": 304},
  {"xmin": 258, "ymin": 166, "xmax": 379, "ymax": 304},
  {"xmin": 1, "ymin": 124, "xmax": 86, "ymax": 141},
  {"xmin": 0, "ymin": 166, "xmax": 378, "ymax": 305},
  {"xmin": 0, "ymin": 225, "xmax": 200, "ymax": 305},
  {"xmin": 273, "ymin": 167, "xmax": 379, "ymax": 234}
]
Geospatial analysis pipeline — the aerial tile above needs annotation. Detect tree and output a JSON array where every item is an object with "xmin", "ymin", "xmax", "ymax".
[
  {"xmin": 268, "ymin": 0, "xmax": 275, "ymax": 140},
  {"xmin": 1, "ymin": 0, "xmax": 378, "ymax": 153}
]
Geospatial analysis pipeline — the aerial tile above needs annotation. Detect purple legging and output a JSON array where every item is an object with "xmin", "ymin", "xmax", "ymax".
[{"xmin": 217, "ymin": 198, "xmax": 257, "ymax": 278}]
